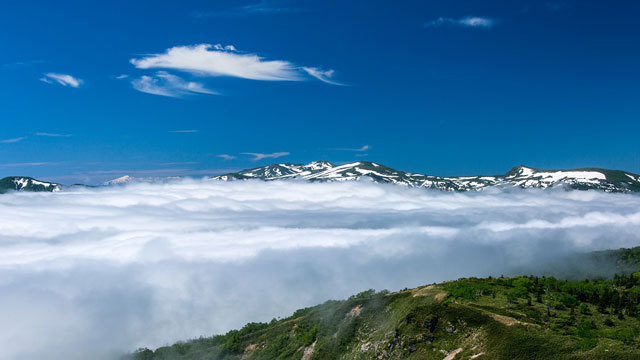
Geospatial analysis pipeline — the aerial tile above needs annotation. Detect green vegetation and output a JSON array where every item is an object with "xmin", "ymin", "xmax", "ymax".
[
  {"xmin": 126, "ymin": 271, "xmax": 640, "ymax": 360},
  {"xmin": 594, "ymin": 247, "xmax": 640, "ymax": 274},
  {"xmin": 511, "ymin": 246, "xmax": 640, "ymax": 280},
  {"xmin": 126, "ymin": 246, "xmax": 640, "ymax": 359}
]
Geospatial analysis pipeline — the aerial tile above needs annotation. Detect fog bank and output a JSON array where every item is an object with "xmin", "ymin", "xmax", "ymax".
[{"xmin": 1, "ymin": 179, "xmax": 639, "ymax": 359}]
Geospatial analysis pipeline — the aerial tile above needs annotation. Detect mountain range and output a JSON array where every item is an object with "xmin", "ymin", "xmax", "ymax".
[
  {"xmin": 2, "ymin": 161, "xmax": 640, "ymax": 194},
  {"xmin": 213, "ymin": 161, "xmax": 640, "ymax": 192}
]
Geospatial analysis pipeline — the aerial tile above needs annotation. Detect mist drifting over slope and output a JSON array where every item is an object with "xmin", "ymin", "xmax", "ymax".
[{"xmin": 1, "ymin": 179, "xmax": 640, "ymax": 359}]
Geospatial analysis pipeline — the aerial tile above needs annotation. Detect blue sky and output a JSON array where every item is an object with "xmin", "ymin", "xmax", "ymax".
[{"xmin": 1, "ymin": 0, "xmax": 639, "ymax": 184}]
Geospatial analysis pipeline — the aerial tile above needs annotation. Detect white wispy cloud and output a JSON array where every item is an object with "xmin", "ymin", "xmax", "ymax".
[
  {"xmin": 192, "ymin": 1, "xmax": 303, "ymax": 17},
  {"xmin": 169, "ymin": 130, "xmax": 199, "ymax": 134},
  {"xmin": 130, "ymin": 44, "xmax": 342, "ymax": 85},
  {"xmin": 218, "ymin": 154, "xmax": 236, "ymax": 160},
  {"xmin": 241, "ymin": 1, "xmax": 299, "ymax": 14},
  {"xmin": 0, "ymin": 137, "xmax": 25, "ymax": 144},
  {"xmin": 131, "ymin": 71, "xmax": 217, "ymax": 97},
  {"xmin": 0, "ymin": 162, "xmax": 51, "ymax": 167},
  {"xmin": 0, "ymin": 181, "xmax": 638, "ymax": 358},
  {"xmin": 1, "ymin": 60, "xmax": 45, "ymax": 68},
  {"xmin": 34, "ymin": 132, "xmax": 72, "ymax": 137},
  {"xmin": 213, "ymin": 44, "xmax": 237, "ymax": 51},
  {"xmin": 131, "ymin": 44, "xmax": 302, "ymax": 81},
  {"xmin": 160, "ymin": 161, "xmax": 199, "ymax": 166},
  {"xmin": 40, "ymin": 73, "xmax": 83, "ymax": 87},
  {"xmin": 333, "ymin": 145, "xmax": 370, "ymax": 152},
  {"xmin": 425, "ymin": 16, "xmax": 495, "ymax": 28},
  {"xmin": 302, "ymin": 67, "xmax": 344, "ymax": 86},
  {"xmin": 241, "ymin": 151, "xmax": 290, "ymax": 161},
  {"xmin": 115, "ymin": 74, "xmax": 129, "ymax": 79}
]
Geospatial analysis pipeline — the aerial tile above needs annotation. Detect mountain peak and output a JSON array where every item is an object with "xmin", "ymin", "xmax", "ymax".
[
  {"xmin": 3, "ymin": 162, "xmax": 639, "ymax": 194},
  {"xmin": 505, "ymin": 165, "xmax": 536, "ymax": 177},
  {"xmin": 0, "ymin": 176, "xmax": 60, "ymax": 194},
  {"xmin": 103, "ymin": 175, "xmax": 133, "ymax": 186},
  {"xmin": 303, "ymin": 160, "xmax": 334, "ymax": 170},
  {"xmin": 212, "ymin": 161, "xmax": 640, "ymax": 193}
]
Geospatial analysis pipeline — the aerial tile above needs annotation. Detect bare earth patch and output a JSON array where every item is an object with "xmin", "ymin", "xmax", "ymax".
[
  {"xmin": 301, "ymin": 340, "xmax": 316, "ymax": 360},
  {"xmin": 477, "ymin": 309, "xmax": 539, "ymax": 327},
  {"xmin": 411, "ymin": 285, "xmax": 447, "ymax": 301},
  {"xmin": 348, "ymin": 305, "xmax": 362, "ymax": 317},
  {"xmin": 442, "ymin": 347, "xmax": 463, "ymax": 360}
]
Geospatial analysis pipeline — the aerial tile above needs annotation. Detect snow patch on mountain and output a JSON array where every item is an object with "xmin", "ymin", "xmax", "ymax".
[
  {"xmin": 0, "ymin": 177, "xmax": 61, "ymax": 193},
  {"xmin": 211, "ymin": 162, "xmax": 640, "ymax": 193},
  {"xmin": 103, "ymin": 175, "xmax": 134, "ymax": 186}
]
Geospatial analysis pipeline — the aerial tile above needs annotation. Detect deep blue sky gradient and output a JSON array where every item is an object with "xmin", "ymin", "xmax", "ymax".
[{"xmin": 1, "ymin": 0, "xmax": 639, "ymax": 184}]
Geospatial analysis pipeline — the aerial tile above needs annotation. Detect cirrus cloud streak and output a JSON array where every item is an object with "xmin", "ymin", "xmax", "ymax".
[
  {"xmin": 40, "ymin": 73, "xmax": 83, "ymax": 87},
  {"xmin": 131, "ymin": 71, "xmax": 217, "ymax": 97},
  {"xmin": 131, "ymin": 44, "xmax": 301, "ymax": 81},
  {"xmin": 426, "ymin": 16, "xmax": 495, "ymax": 28},
  {"xmin": 241, "ymin": 151, "xmax": 290, "ymax": 161},
  {"xmin": 130, "ymin": 44, "xmax": 342, "ymax": 85}
]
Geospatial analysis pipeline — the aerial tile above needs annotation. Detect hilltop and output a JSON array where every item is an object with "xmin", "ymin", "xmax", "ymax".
[
  {"xmin": 0, "ymin": 176, "xmax": 60, "ymax": 194},
  {"xmin": 128, "ymin": 247, "xmax": 640, "ymax": 360}
]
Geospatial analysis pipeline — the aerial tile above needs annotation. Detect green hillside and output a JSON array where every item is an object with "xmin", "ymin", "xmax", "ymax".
[{"xmin": 127, "ymin": 247, "xmax": 640, "ymax": 360}]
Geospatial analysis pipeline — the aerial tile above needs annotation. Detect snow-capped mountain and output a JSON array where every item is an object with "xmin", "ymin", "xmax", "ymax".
[
  {"xmin": 102, "ymin": 175, "xmax": 183, "ymax": 186},
  {"xmin": 2, "ymin": 162, "xmax": 638, "ymax": 194},
  {"xmin": 212, "ymin": 161, "xmax": 640, "ymax": 192},
  {"xmin": 103, "ymin": 175, "xmax": 134, "ymax": 186},
  {"xmin": 0, "ymin": 176, "xmax": 61, "ymax": 194}
]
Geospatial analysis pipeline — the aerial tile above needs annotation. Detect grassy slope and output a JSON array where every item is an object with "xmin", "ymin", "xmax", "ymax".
[{"xmin": 129, "ymin": 249, "xmax": 640, "ymax": 360}]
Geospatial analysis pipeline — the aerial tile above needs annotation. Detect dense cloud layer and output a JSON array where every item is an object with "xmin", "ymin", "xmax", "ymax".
[{"xmin": 1, "ymin": 180, "xmax": 639, "ymax": 359}]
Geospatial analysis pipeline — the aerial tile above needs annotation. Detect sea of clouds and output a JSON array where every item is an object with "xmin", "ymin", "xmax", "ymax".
[{"xmin": 1, "ymin": 179, "xmax": 640, "ymax": 359}]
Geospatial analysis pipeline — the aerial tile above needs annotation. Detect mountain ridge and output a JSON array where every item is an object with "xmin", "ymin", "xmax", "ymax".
[
  {"xmin": 212, "ymin": 161, "xmax": 640, "ymax": 193},
  {"xmin": 0, "ymin": 176, "xmax": 61, "ymax": 194},
  {"xmin": 127, "ymin": 246, "xmax": 640, "ymax": 360},
  {"xmin": 2, "ymin": 162, "xmax": 639, "ymax": 193}
]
